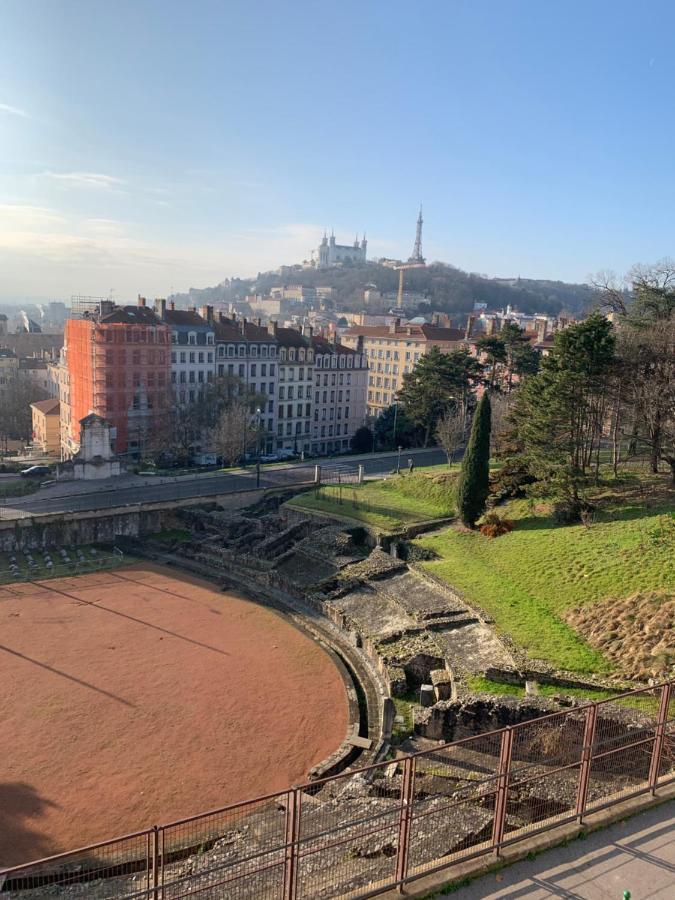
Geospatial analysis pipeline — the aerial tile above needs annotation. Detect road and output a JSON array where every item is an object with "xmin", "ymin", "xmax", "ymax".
[{"xmin": 1, "ymin": 448, "xmax": 448, "ymax": 516}]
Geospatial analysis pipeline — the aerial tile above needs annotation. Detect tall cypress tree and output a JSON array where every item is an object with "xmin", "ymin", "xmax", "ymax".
[{"xmin": 456, "ymin": 392, "xmax": 491, "ymax": 527}]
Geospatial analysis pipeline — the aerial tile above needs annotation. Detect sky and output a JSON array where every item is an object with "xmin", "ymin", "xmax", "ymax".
[{"xmin": 1, "ymin": 0, "xmax": 675, "ymax": 302}]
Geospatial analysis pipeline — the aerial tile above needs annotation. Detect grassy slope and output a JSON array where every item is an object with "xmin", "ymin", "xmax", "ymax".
[
  {"xmin": 417, "ymin": 480, "xmax": 675, "ymax": 674},
  {"xmin": 286, "ymin": 471, "xmax": 456, "ymax": 530},
  {"xmin": 0, "ymin": 479, "xmax": 40, "ymax": 499}
]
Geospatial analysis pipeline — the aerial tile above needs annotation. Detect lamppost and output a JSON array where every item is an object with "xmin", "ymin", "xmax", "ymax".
[
  {"xmin": 255, "ymin": 407, "xmax": 261, "ymax": 487},
  {"xmin": 396, "ymin": 445, "xmax": 403, "ymax": 475},
  {"xmin": 392, "ymin": 399, "xmax": 398, "ymax": 450}
]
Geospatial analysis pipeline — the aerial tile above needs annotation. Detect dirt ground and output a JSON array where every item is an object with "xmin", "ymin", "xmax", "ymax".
[{"xmin": 0, "ymin": 564, "xmax": 349, "ymax": 867}]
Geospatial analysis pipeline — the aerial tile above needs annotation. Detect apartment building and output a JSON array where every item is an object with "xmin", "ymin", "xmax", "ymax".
[
  {"xmin": 213, "ymin": 314, "xmax": 278, "ymax": 449},
  {"xmin": 275, "ymin": 325, "xmax": 314, "ymax": 454},
  {"xmin": 310, "ymin": 335, "xmax": 368, "ymax": 454},
  {"xmin": 341, "ymin": 319, "xmax": 466, "ymax": 417},
  {"xmin": 30, "ymin": 398, "xmax": 60, "ymax": 455},
  {"xmin": 62, "ymin": 301, "xmax": 171, "ymax": 458},
  {"xmin": 152, "ymin": 300, "xmax": 216, "ymax": 404}
]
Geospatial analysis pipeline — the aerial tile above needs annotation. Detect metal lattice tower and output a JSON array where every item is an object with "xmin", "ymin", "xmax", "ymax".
[{"xmin": 409, "ymin": 205, "xmax": 425, "ymax": 264}]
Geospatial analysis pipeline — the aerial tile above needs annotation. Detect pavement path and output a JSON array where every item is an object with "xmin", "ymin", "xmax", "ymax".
[
  {"xmin": 0, "ymin": 448, "xmax": 448, "ymax": 516},
  {"xmin": 454, "ymin": 801, "xmax": 675, "ymax": 899}
]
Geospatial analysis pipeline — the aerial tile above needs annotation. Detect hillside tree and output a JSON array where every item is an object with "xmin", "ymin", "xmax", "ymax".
[{"xmin": 455, "ymin": 392, "xmax": 492, "ymax": 527}]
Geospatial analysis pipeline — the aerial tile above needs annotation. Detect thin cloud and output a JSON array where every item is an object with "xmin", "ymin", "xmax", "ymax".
[
  {"xmin": 0, "ymin": 102, "xmax": 30, "ymax": 118},
  {"xmin": 39, "ymin": 171, "xmax": 126, "ymax": 190},
  {"xmin": 0, "ymin": 204, "xmax": 68, "ymax": 227}
]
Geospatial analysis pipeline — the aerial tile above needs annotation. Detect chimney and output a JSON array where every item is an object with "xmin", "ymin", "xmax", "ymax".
[
  {"xmin": 99, "ymin": 299, "xmax": 114, "ymax": 316},
  {"xmin": 465, "ymin": 315, "xmax": 476, "ymax": 340},
  {"xmin": 268, "ymin": 320, "xmax": 278, "ymax": 337},
  {"xmin": 169, "ymin": 300, "xmax": 175, "ymax": 311},
  {"xmin": 356, "ymin": 334, "xmax": 364, "ymax": 354},
  {"xmin": 257, "ymin": 318, "xmax": 262, "ymax": 327},
  {"xmin": 137, "ymin": 295, "xmax": 147, "ymax": 307},
  {"xmin": 156, "ymin": 298, "xmax": 166, "ymax": 319},
  {"xmin": 535, "ymin": 317, "xmax": 547, "ymax": 342},
  {"xmin": 389, "ymin": 317, "xmax": 400, "ymax": 334},
  {"xmin": 487, "ymin": 316, "xmax": 498, "ymax": 336}
]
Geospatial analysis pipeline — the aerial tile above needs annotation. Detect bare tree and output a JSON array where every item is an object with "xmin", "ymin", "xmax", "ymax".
[
  {"xmin": 435, "ymin": 407, "xmax": 467, "ymax": 466},
  {"xmin": 490, "ymin": 392, "xmax": 515, "ymax": 457},
  {"xmin": 211, "ymin": 398, "xmax": 258, "ymax": 466}
]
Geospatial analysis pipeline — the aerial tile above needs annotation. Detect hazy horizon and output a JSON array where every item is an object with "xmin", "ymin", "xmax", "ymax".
[{"xmin": 2, "ymin": 0, "xmax": 674, "ymax": 301}]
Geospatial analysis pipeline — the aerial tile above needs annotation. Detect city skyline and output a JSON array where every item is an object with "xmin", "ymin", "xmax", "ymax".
[{"xmin": 2, "ymin": 0, "xmax": 675, "ymax": 300}]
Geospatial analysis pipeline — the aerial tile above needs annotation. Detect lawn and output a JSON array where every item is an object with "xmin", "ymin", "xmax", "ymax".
[
  {"xmin": 286, "ymin": 471, "xmax": 456, "ymax": 530},
  {"xmin": 416, "ymin": 478, "xmax": 675, "ymax": 675}
]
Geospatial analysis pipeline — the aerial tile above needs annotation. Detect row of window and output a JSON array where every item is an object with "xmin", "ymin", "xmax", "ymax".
[
  {"xmin": 366, "ymin": 348, "xmax": 420, "ymax": 362},
  {"xmin": 277, "ymin": 421, "xmax": 311, "ymax": 436},
  {"xmin": 369, "ymin": 375, "xmax": 399, "ymax": 389},
  {"xmin": 172, "ymin": 351, "xmax": 214, "ymax": 365},
  {"xmin": 314, "ymin": 372, "xmax": 352, "ymax": 387},
  {"xmin": 172, "ymin": 370, "xmax": 215, "ymax": 384},
  {"xmin": 368, "ymin": 391, "xmax": 392, "ymax": 405},
  {"xmin": 314, "ymin": 407, "xmax": 350, "ymax": 421},
  {"xmin": 104, "ymin": 372, "xmax": 167, "ymax": 387},
  {"xmin": 104, "ymin": 350, "xmax": 168, "ymax": 365},
  {"xmin": 278, "ymin": 403, "xmax": 312, "ymax": 419},
  {"xmin": 172, "ymin": 332, "xmax": 215, "ymax": 346},
  {"xmin": 101, "ymin": 328, "xmax": 169, "ymax": 344},
  {"xmin": 217, "ymin": 343, "xmax": 276, "ymax": 358}
]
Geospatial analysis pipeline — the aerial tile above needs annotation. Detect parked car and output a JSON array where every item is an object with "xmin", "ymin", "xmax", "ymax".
[{"xmin": 19, "ymin": 465, "xmax": 52, "ymax": 478}]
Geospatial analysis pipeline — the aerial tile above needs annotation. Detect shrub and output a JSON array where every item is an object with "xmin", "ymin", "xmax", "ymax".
[{"xmin": 479, "ymin": 511, "xmax": 514, "ymax": 538}]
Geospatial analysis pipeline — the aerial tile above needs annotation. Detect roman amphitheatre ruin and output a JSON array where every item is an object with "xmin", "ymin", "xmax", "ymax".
[{"xmin": 0, "ymin": 483, "xmax": 672, "ymax": 899}]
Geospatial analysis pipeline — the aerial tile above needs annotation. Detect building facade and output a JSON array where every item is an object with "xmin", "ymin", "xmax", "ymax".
[
  {"xmin": 213, "ymin": 314, "xmax": 278, "ymax": 450},
  {"xmin": 153, "ymin": 300, "xmax": 216, "ymax": 406},
  {"xmin": 316, "ymin": 232, "xmax": 367, "ymax": 268},
  {"xmin": 341, "ymin": 320, "xmax": 467, "ymax": 417},
  {"xmin": 275, "ymin": 325, "xmax": 314, "ymax": 453},
  {"xmin": 310, "ymin": 335, "xmax": 368, "ymax": 454},
  {"xmin": 62, "ymin": 301, "xmax": 171, "ymax": 458},
  {"xmin": 30, "ymin": 398, "xmax": 60, "ymax": 455}
]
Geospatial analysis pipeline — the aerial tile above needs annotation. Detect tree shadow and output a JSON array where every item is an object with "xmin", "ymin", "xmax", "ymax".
[{"xmin": 0, "ymin": 782, "xmax": 59, "ymax": 868}]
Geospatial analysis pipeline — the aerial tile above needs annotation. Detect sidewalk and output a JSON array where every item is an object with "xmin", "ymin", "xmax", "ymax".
[{"xmin": 453, "ymin": 801, "xmax": 675, "ymax": 899}]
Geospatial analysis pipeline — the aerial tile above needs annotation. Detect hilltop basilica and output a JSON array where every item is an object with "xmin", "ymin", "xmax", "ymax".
[{"xmin": 315, "ymin": 231, "xmax": 367, "ymax": 268}]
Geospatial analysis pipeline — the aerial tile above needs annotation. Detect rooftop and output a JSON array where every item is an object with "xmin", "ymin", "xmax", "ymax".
[
  {"xmin": 31, "ymin": 398, "xmax": 60, "ymax": 415},
  {"xmin": 99, "ymin": 306, "xmax": 164, "ymax": 326},
  {"xmin": 343, "ymin": 323, "xmax": 466, "ymax": 342}
]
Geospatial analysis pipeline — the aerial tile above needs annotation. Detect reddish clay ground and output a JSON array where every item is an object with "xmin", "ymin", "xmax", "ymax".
[{"xmin": 0, "ymin": 564, "xmax": 348, "ymax": 866}]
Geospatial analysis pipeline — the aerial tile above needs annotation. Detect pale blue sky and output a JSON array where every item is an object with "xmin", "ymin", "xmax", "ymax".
[{"xmin": 1, "ymin": 0, "xmax": 674, "ymax": 300}]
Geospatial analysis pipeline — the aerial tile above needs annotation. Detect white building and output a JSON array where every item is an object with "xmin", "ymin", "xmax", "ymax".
[{"xmin": 316, "ymin": 232, "xmax": 367, "ymax": 268}]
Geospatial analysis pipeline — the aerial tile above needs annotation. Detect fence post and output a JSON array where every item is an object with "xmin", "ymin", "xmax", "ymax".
[
  {"xmin": 491, "ymin": 727, "xmax": 513, "ymax": 856},
  {"xmin": 576, "ymin": 703, "xmax": 598, "ymax": 823},
  {"xmin": 648, "ymin": 683, "xmax": 672, "ymax": 793},
  {"xmin": 395, "ymin": 756, "xmax": 415, "ymax": 890},
  {"xmin": 358, "ymin": 464, "xmax": 365, "ymax": 484},
  {"xmin": 314, "ymin": 465, "xmax": 321, "ymax": 485},
  {"xmin": 151, "ymin": 826, "xmax": 161, "ymax": 900},
  {"xmin": 283, "ymin": 788, "xmax": 301, "ymax": 900}
]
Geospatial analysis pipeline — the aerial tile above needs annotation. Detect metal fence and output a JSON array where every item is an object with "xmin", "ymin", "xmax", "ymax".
[{"xmin": 2, "ymin": 682, "xmax": 673, "ymax": 899}]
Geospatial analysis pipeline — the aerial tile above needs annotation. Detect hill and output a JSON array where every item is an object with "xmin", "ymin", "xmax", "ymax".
[{"xmin": 170, "ymin": 261, "xmax": 596, "ymax": 318}]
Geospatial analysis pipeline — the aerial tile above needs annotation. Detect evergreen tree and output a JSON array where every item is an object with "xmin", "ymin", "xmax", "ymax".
[
  {"xmin": 398, "ymin": 346, "xmax": 482, "ymax": 446},
  {"xmin": 456, "ymin": 392, "xmax": 492, "ymax": 527}
]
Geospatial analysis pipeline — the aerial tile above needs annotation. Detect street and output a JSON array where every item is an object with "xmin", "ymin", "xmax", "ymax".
[{"xmin": 1, "ymin": 448, "xmax": 448, "ymax": 516}]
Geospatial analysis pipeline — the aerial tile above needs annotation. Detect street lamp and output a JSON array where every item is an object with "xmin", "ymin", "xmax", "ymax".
[
  {"xmin": 255, "ymin": 407, "xmax": 261, "ymax": 487},
  {"xmin": 392, "ymin": 397, "xmax": 399, "ymax": 450},
  {"xmin": 396, "ymin": 445, "xmax": 403, "ymax": 475}
]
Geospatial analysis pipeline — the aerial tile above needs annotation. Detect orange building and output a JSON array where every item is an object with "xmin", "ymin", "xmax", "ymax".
[{"xmin": 63, "ymin": 301, "xmax": 171, "ymax": 458}]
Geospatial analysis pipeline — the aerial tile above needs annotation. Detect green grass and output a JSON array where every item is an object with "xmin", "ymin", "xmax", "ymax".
[
  {"xmin": 392, "ymin": 690, "xmax": 419, "ymax": 743},
  {"xmin": 286, "ymin": 472, "xmax": 456, "ymax": 530},
  {"xmin": 0, "ymin": 479, "xmax": 40, "ymax": 499},
  {"xmin": 416, "ymin": 483, "xmax": 675, "ymax": 675},
  {"xmin": 466, "ymin": 675, "xmax": 670, "ymax": 715}
]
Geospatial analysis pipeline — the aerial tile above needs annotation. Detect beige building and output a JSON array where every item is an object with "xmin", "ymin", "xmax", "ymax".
[
  {"xmin": 31, "ymin": 398, "xmax": 61, "ymax": 456},
  {"xmin": 341, "ymin": 320, "xmax": 467, "ymax": 417}
]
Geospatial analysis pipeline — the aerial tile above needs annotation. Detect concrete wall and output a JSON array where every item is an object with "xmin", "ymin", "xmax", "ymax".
[{"xmin": 0, "ymin": 485, "xmax": 290, "ymax": 551}]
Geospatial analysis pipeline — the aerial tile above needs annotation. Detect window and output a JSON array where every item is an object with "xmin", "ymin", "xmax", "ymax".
[
  {"xmin": 251, "ymin": 345, "xmax": 258, "ymax": 356},
  {"xmin": 251, "ymin": 364, "xmax": 257, "ymax": 377},
  {"xmin": 207, "ymin": 333, "xmax": 214, "ymax": 345},
  {"xmin": 188, "ymin": 333, "xmax": 196, "ymax": 345},
  {"xmin": 239, "ymin": 364, "xmax": 245, "ymax": 377},
  {"xmin": 189, "ymin": 352, "xmax": 195, "ymax": 364},
  {"xmin": 269, "ymin": 364, "xmax": 275, "ymax": 376},
  {"xmin": 261, "ymin": 364, "xmax": 267, "ymax": 376}
]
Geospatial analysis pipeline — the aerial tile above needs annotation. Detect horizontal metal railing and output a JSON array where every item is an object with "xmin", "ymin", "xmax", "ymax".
[{"xmin": 1, "ymin": 682, "xmax": 672, "ymax": 898}]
